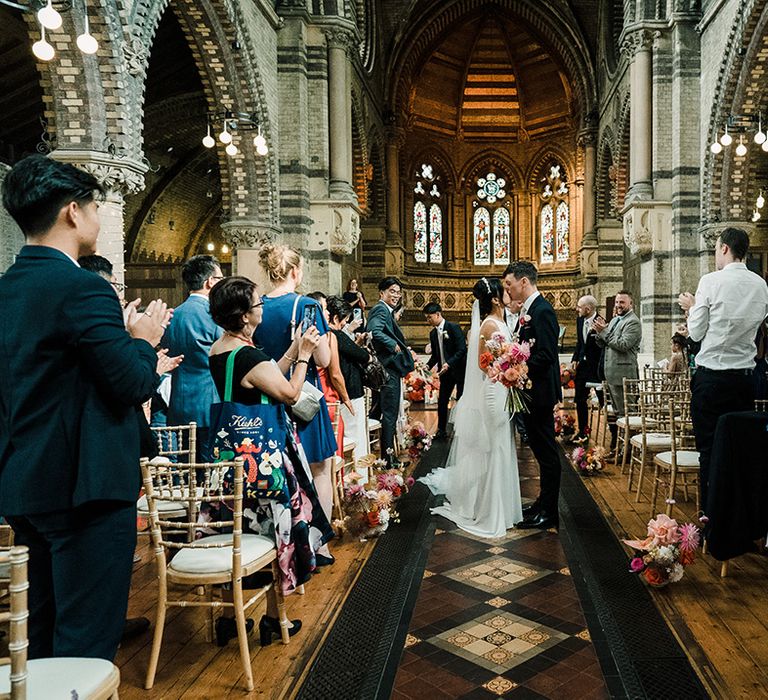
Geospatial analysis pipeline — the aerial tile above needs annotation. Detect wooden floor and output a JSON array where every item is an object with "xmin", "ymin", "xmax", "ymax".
[{"xmin": 579, "ymin": 414, "xmax": 768, "ymax": 698}]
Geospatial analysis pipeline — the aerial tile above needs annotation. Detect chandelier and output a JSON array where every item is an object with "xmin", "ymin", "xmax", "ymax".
[
  {"xmin": 0, "ymin": 0, "xmax": 99, "ymax": 60},
  {"xmin": 202, "ymin": 110, "xmax": 268, "ymax": 158},
  {"xmin": 709, "ymin": 113, "xmax": 767, "ymax": 156}
]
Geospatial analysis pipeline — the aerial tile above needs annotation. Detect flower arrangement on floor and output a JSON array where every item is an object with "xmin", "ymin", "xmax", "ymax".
[
  {"xmin": 560, "ymin": 363, "xmax": 576, "ymax": 389},
  {"xmin": 338, "ymin": 468, "xmax": 415, "ymax": 539},
  {"xmin": 480, "ymin": 332, "xmax": 532, "ymax": 414},
  {"xmin": 554, "ymin": 411, "xmax": 576, "ymax": 439},
  {"xmin": 570, "ymin": 445, "xmax": 606, "ymax": 475},
  {"xmin": 623, "ymin": 514, "xmax": 701, "ymax": 587},
  {"xmin": 405, "ymin": 420, "xmax": 432, "ymax": 465},
  {"xmin": 405, "ymin": 362, "xmax": 439, "ymax": 403}
]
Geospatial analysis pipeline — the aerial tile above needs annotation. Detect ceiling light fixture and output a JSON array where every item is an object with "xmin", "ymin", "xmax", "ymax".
[{"xmin": 203, "ymin": 110, "xmax": 268, "ymax": 158}]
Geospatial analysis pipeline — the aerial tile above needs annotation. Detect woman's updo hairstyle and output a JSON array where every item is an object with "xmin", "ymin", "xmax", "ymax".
[
  {"xmin": 258, "ymin": 243, "xmax": 302, "ymax": 283},
  {"xmin": 209, "ymin": 276, "xmax": 256, "ymax": 332},
  {"xmin": 472, "ymin": 277, "xmax": 504, "ymax": 318}
]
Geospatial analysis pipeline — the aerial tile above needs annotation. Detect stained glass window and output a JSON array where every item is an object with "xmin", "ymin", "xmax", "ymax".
[
  {"xmin": 493, "ymin": 207, "xmax": 510, "ymax": 265},
  {"xmin": 539, "ymin": 161, "xmax": 569, "ymax": 264},
  {"xmin": 474, "ymin": 207, "xmax": 491, "ymax": 265},
  {"xmin": 429, "ymin": 204, "xmax": 442, "ymax": 263},
  {"xmin": 556, "ymin": 201, "xmax": 569, "ymax": 262},
  {"xmin": 540, "ymin": 204, "xmax": 554, "ymax": 264},
  {"xmin": 413, "ymin": 163, "xmax": 442, "ymax": 264},
  {"xmin": 414, "ymin": 201, "xmax": 427, "ymax": 263}
]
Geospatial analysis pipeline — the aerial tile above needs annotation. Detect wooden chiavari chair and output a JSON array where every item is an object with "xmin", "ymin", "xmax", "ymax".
[
  {"xmin": 598, "ymin": 381, "xmax": 618, "ymax": 449},
  {"xmin": 0, "ymin": 546, "xmax": 120, "ymax": 699},
  {"xmin": 615, "ymin": 378, "xmax": 644, "ymax": 472},
  {"xmin": 141, "ymin": 457, "xmax": 289, "ymax": 692},
  {"xmin": 364, "ymin": 389, "xmax": 382, "ymax": 455},
  {"xmin": 330, "ymin": 401, "xmax": 357, "ymax": 520}
]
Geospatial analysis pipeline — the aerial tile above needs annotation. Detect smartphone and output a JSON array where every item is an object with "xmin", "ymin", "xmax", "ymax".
[
  {"xmin": 352, "ymin": 308, "xmax": 363, "ymax": 322},
  {"xmin": 301, "ymin": 304, "xmax": 317, "ymax": 333}
]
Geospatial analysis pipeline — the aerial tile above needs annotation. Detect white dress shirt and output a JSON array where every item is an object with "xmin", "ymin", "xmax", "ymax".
[
  {"xmin": 583, "ymin": 312, "xmax": 596, "ymax": 343},
  {"xmin": 688, "ymin": 262, "xmax": 768, "ymax": 370},
  {"xmin": 521, "ymin": 290, "xmax": 541, "ymax": 316},
  {"xmin": 436, "ymin": 319, "xmax": 446, "ymax": 365}
]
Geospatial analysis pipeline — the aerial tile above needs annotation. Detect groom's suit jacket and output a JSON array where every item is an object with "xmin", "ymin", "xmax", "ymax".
[
  {"xmin": 517, "ymin": 295, "xmax": 562, "ymax": 410},
  {"xmin": 427, "ymin": 321, "xmax": 467, "ymax": 383}
]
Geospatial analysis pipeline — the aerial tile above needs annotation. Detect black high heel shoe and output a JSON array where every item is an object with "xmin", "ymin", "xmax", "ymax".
[
  {"xmin": 259, "ymin": 615, "xmax": 302, "ymax": 647},
  {"xmin": 315, "ymin": 553, "xmax": 335, "ymax": 567},
  {"xmin": 215, "ymin": 616, "xmax": 254, "ymax": 647}
]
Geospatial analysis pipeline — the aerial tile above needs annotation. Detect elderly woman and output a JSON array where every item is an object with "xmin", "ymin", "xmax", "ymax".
[{"xmin": 208, "ymin": 276, "xmax": 333, "ymax": 647}]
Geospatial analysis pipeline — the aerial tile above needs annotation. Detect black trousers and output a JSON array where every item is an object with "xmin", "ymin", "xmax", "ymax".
[
  {"xmin": 574, "ymin": 380, "xmax": 603, "ymax": 436},
  {"xmin": 523, "ymin": 405, "xmax": 562, "ymax": 514},
  {"xmin": 437, "ymin": 371, "xmax": 464, "ymax": 432},
  {"xmin": 691, "ymin": 368, "xmax": 755, "ymax": 509},
  {"xmin": 379, "ymin": 371, "xmax": 402, "ymax": 461},
  {"xmin": 6, "ymin": 500, "xmax": 137, "ymax": 660}
]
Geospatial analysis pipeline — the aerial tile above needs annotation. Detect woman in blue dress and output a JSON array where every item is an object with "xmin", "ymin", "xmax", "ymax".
[{"xmin": 254, "ymin": 243, "xmax": 337, "ymax": 564}]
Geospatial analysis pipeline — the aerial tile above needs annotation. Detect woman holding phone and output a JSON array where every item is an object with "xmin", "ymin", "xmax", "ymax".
[{"xmin": 255, "ymin": 244, "xmax": 337, "ymax": 565}]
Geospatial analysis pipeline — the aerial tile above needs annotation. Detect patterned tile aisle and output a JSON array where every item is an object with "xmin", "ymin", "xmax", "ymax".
[{"xmin": 392, "ymin": 521, "xmax": 609, "ymax": 699}]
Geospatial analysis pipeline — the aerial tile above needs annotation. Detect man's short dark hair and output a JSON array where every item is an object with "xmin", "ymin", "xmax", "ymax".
[
  {"xmin": 78, "ymin": 254, "xmax": 113, "ymax": 279},
  {"xmin": 307, "ymin": 291, "xmax": 326, "ymax": 302},
  {"xmin": 378, "ymin": 276, "xmax": 402, "ymax": 292},
  {"xmin": 718, "ymin": 227, "xmax": 750, "ymax": 260},
  {"xmin": 2, "ymin": 154, "xmax": 104, "ymax": 237},
  {"xmin": 209, "ymin": 276, "xmax": 255, "ymax": 332},
  {"xmin": 423, "ymin": 302, "xmax": 442, "ymax": 315},
  {"xmin": 326, "ymin": 295, "xmax": 351, "ymax": 322},
  {"xmin": 617, "ymin": 289, "xmax": 633, "ymax": 299},
  {"xmin": 503, "ymin": 261, "xmax": 538, "ymax": 285},
  {"xmin": 182, "ymin": 254, "xmax": 220, "ymax": 292}
]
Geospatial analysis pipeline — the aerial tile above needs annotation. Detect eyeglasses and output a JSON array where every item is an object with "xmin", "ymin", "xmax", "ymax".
[
  {"xmin": 210, "ymin": 275, "xmax": 224, "ymax": 282},
  {"xmin": 110, "ymin": 281, "xmax": 126, "ymax": 293},
  {"xmin": 251, "ymin": 301, "xmax": 264, "ymax": 309}
]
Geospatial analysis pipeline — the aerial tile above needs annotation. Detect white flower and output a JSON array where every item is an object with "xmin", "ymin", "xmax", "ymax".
[
  {"xmin": 655, "ymin": 545, "xmax": 675, "ymax": 565},
  {"xmin": 379, "ymin": 508, "xmax": 390, "ymax": 526},
  {"xmin": 395, "ymin": 475, "xmax": 404, "ymax": 486},
  {"xmin": 669, "ymin": 563, "xmax": 684, "ymax": 583}
]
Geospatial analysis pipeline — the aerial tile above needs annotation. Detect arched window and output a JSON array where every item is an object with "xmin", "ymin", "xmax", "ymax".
[
  {"xmin": 473, "ymin": 171, "xmax": 511, "ymax": 266},
  {"xmin": 539, "ymin": 162, "xmax": 569, "ymax": 264},
  {"xmin": 413, "ymin": 163, "xmax": 442, "ymax": 264}
]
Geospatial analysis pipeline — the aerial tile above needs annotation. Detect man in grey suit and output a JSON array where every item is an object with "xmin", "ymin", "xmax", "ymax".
[
  {"xmin": 594, "ymin": 290, "xmax": 642, "ymax": 451},
  {"xmin": 161, "ymin": 254, "xmax": 223, "ymax": 460}
]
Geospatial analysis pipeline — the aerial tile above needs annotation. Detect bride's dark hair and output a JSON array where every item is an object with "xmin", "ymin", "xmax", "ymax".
[{"xmin": 472, "ymin": 277, "xmax": 504, "ymax": 318}]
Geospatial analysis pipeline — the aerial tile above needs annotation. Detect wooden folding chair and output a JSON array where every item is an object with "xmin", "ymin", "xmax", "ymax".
[
  {"xmin": 364, "ymin": 389, "xmax": 382, "ymax": 455},
  {"xmin": 141, "ymin": 457, "xmax": 289, "ymax": 692},
  {"xmin": 330, "ymin": 401, "xmax": 357, "ymax": 520},
  {"xmin": 0, "ymin": 546, "xmax": 120, "ymax": 699},
  {"xmin": 615, "ymin": 378, "xmax": 643, "ymax": 472},
  {"xmin": 628, "ymin": 381, "xmax": 674, "ymax": 498}
]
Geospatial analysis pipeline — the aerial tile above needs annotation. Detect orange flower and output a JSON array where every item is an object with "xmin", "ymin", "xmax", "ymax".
[
  {"xmin": 679, "ymin": 549, "xmax": 695, "ymax": 566},
  {"xmin": 479, "ymin": 352, "xmax": 494, "ymax": 370},
  {"xmin": 643, "ymin": 566, "xmax": 666, "ymax": 586},
  {"xmin": 366, "ymin": 511, "xmax": 380, "ymax": 528}
]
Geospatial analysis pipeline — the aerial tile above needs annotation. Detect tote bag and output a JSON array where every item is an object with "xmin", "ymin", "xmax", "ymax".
[{"xmin": 208, "ymin": 346, "xmax": 290, "ymax": 504}]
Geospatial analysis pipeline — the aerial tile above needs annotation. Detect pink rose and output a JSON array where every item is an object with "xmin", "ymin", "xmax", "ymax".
[
  {"xmin": 509, "ymin": 342, "xmax": 531, "ymax": 363},
  {"xmin": 647, "ymin": 513, "xmax": 680, "ymax": 546},
  {"xmin": 630, "ymin": 557, "xmax": 645, "ymax": 573}
]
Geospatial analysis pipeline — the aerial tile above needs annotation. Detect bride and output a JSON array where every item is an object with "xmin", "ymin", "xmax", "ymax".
[{"xmin": 421, "ymin": 277, "xmax": 523, "ymax": 538}]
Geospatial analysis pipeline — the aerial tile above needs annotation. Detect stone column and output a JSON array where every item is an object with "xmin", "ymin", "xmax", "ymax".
[
  {"xmin": 51, "ymin": 150, "xmax": 146, "ymax": 281},
  {"xmin": 326, "ymin": 29, "xmax": 355, "ymax": 200},
  {"xmin": 626, "ymin": 29, "xmax": 654, "ymax": 200},
  {"xmin": 385, "ymin": 128, "xmax": 403, "ymax": 243},
  {"xmin": 579, "ymin": 131, "xmax": 599, "ymax": 277},
  {"xmin": 221, "ymin": 220, "xmax": 281, "ymax": 290}
]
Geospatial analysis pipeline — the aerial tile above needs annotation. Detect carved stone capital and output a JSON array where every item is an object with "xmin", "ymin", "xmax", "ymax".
[
  {"xmin": 325, "ymin": 27, "xmax": 355, "ymax": 51},
  {"xmin": 577, "ymin": 130, "xmax": 597, "ymax": 149},
  {"xmin": 622, "ymin": 209, "xmax": 652, "ymax": 256},
  {"xmin": 385, "ymin": 126, "xmax": 406, "ymax": 149},
  {"xmin": 309, "ymin": 200, "xmax": 361, "ymax": 255},
  {"xmin": 698, "ymin": 221, "xmax": 756, "ymax": 249},
  {"xmin": 221, "ymin": 220, "xmax": 279, "ymax": 249},
  {"xmin": 50, "ymin": 149, "xmax": 147, "ymax": 195},
  {"xmin": 622, "ymin": 201, "xmax": 673, "ymax": 256},
  {"xmin": 123, "ymin": 34, "xmax": 149, "ymax": 78},
  {"xmin": 621, "ymin": 29, "xmax": 654, "ymax": 59}
]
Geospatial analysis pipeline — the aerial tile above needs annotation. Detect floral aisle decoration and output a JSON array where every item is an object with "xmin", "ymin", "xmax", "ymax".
[
  {"xmin": 623, "ymin": 514, "xmax": 701, "ymax": 587},
  {"xmin": 570, "ymin": 445, "xmax": 606, "ymax": 475},
  {"xmin": 480, "ymin": 332, "xmax": 532, "ymax": 414},
  {"xmin": 405, "ymin": 361, "xmax": 439, "ymax": 403},
  {"xmin": 405, "ymin": 420, "xmax": 432, "ymax": 465},
  {"xmin": 554, "ymin": 409, "xmax": 576, "ymax": 439},
  {"xmin": 560, "ymin": 363, "xmax": 575, "ymax": 389}
]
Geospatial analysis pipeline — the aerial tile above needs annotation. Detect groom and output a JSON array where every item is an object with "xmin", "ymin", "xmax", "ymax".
[{"xmin": 503, "ymin": 261, "xmax": 562, "ymax": 529}]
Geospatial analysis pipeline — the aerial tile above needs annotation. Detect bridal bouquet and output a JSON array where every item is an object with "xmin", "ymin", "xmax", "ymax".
[
  {"xmin": 480, "ymin": 332, "xmax": 532, "ymax": 414},
  {"xmin": 570, "ymin": 445, "xmax": 606, "ymax": 474},
  {"xmin": 623, "ymin": 514, "xmax": 700, "ymax": 587},
  {"xmin": 338, "ymin": 468, "xmax": 414, "ymax": 539}
]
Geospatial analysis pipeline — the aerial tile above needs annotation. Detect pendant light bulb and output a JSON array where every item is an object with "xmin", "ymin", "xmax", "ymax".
[
  {"xmin": 32, "ymin": 26, "xmax": 55, "ymax": 61},
  {"xmin": 225, "ymin": 142, "xmax": 238, "ymax": 157},
  {"xmin": 219, "ymin": 122, "xmax": 232, "ymax": 144},
  {"xmin": 736, "ymin": 135, "xmax": 748, "ymax": 157},
  {"xmin": 755, "ymin": 115, "xmax": 766, "ymax": 145},
  {"xmin": 253, "ymin": 132, "xmax": 266, "ymax": 150},
  {"xmin": 752, "ymin": 209, "xmax": 761, "ymax": 223},
  {"xmin": 221, "ymin": 244, "xmax": 230, "ymax": 254},
  {"xmin": 206, "ymin": 242, "xmax": 215, "ymax": 251},
  {"xmin": 76, "ymin": 10, "xmax": 98, "ymax": 54},
  {"xmin": 710, "ymin": 140, "xmax": 722, "ymax": 154},
  {"xmin": 758, "ymin": 191, "xmax": 765, "ymax": 209},
  {"xmin": 720, "ymin": 124, "xmax": 732, "ymax": 146},
  {"xmin": 762, "ymin": 139, "xmax": 768, "ymax": 153},
  {"xmin": 256, "ymin": 142, "xmax": 268, "ymax": 156},
  {"xmin": 202, "ymin": 123, "xmax": 215, "ymax": 148},
  {"xmin": 37, "ymin": 0, "xmax": 62, "ymax": 30}
]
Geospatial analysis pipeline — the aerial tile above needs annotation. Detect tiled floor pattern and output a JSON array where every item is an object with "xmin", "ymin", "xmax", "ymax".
[{"xmin": 393, "ymin": 521, "xmax": 609, "ymax": 699}]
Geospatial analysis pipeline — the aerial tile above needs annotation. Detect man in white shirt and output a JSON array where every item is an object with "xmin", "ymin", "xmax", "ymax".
[{"xmin": 679, "ymin": 227, "xmax": 768, "ymax": 508}]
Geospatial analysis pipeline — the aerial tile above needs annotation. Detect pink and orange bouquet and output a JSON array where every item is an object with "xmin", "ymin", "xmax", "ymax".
[
  {"xmin": 339, "ymin": 468, "xmax": 415, "ymax": 539},
  {"xmin": 623, "ymin": 514, "xmax": 700, "ymax": 587},
  {"xmin": 560, "ymin": 363, "xmax": 576, "ymax": 389},
  {"xmin": 480, "ymin": 332, "xmax": 532, "ymax": 414},
  {"xmin": 570, "ymin": 445, "xmax": 606, "ymax": 474},
  {"xmin": 406, "ymin": 421, "xmax": 432, "ymax": 463},
  {"xmin": 555, "ymin": 411, "xmax": 576, "ymax": 438}
]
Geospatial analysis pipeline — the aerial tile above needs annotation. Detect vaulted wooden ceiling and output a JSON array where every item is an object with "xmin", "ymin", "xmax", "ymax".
[{"xmin": 409, "ymin": 14, "xmax": 572, "ymax": 141}]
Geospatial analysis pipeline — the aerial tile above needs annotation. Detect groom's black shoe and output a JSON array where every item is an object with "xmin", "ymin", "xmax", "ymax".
[
  {"xmin": 434, "ymin": 430, "xmax": 449, "ymax": 440},
  {"xmin": 516, "ymin": 511, "xmax": 559, "ymax": 530},
  {"xmin": 521, "ymin": 501, "xmax": 541, "ymax": 520}
]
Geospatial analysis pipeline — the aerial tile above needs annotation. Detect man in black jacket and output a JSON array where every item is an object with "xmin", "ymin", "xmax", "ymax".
[
  {"xmin": 423, "ymin": 302, "xmax": 467, "ymax": 438},
  {"xmin": 504, "ymin": 261, "xmax": 562, "ymax": 530},
  {"xmin": 0, "ymin": 155, "xmax": 169, "ymax": 660},
  {"xmin": 571, "ymin": 295, "xmax": 602, "ymax": 443}
]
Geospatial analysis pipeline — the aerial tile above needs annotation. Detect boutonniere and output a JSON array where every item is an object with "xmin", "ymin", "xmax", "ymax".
[
  {"xmin": 519, "ymin": 314, "xmax": 532, "ymax": 327},
  {"xmin": 441, "ymin": 330, "xmax": 450, "ymax": 339}
]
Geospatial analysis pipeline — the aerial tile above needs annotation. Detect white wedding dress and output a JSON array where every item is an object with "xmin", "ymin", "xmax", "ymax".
[{"xmin": 420, "ymin": 303, "xmax": 523, "ymax": 538}]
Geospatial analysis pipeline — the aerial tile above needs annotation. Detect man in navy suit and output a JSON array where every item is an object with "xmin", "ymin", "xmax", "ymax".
[
  {"xmin": 423, "ymin": 302, "xmax": 467, "ymax": 438},
  {"xmin": 571, "ymin": 295, "xmax": 602, "ymax": 443},
  {"xmin": 0, "ymin": 154, "xmax": 168, "ymax": 660},
  {"xmin": 504, "ymin": 261, "xmax": 562, "ymax": 530},
  {"xmin": 367, "ymin": 277, "xmax": 414, "ymax": 463},
  {"xmin": 161, "ymin": 254, "xmax": 223, "ymax": 461}
]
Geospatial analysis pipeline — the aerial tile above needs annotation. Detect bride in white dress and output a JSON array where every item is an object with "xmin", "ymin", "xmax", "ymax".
[{"xmin": 421, "ymin": 277, "xmax": 523, "ymax": 538}]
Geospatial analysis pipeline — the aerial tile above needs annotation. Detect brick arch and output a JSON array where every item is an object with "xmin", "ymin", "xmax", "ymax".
[
  {"xmin": 129, "ymin": 0, "xmax": 277, "ymax": 225},
  {"xmin": 596, "ymin": 129, "xmax": 616, "ymax": 220},
  {"xmin": 614, "ymin": 93, "xmax": 631, "ymax": 215},
  {"xmin": 351, "ymin": 90, "xmax": 369, "ymax": 214},
  {"xmin": 367, "ymin": 127, "xmax": 386, "ymax": 223},
  {"xmin": 405, "ymin": 145, "xmax": 458, "ymax": 194},
  {"xmin": 524, "ymin": 145, "xmax": 576, "ymax": 192},
  {"xmin": 459, "ymin": 150, "xmax": 525, "ymax": 194},
  {"xmin": 704, "ymin": 0, "xmax": 768, "ymax": 223},
  {"xmin": 388, "ymin": 0, "xmax": 596, "ymax": 130}
]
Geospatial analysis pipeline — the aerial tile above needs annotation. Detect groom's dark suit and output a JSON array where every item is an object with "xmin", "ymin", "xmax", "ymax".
[
  {"xmin": 427, "ymin": 320, "xmax": 467, "ymax": 433},
  {"xmin": 517, "ymin": 293, "xmax": 562, "ymax": 519}
]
